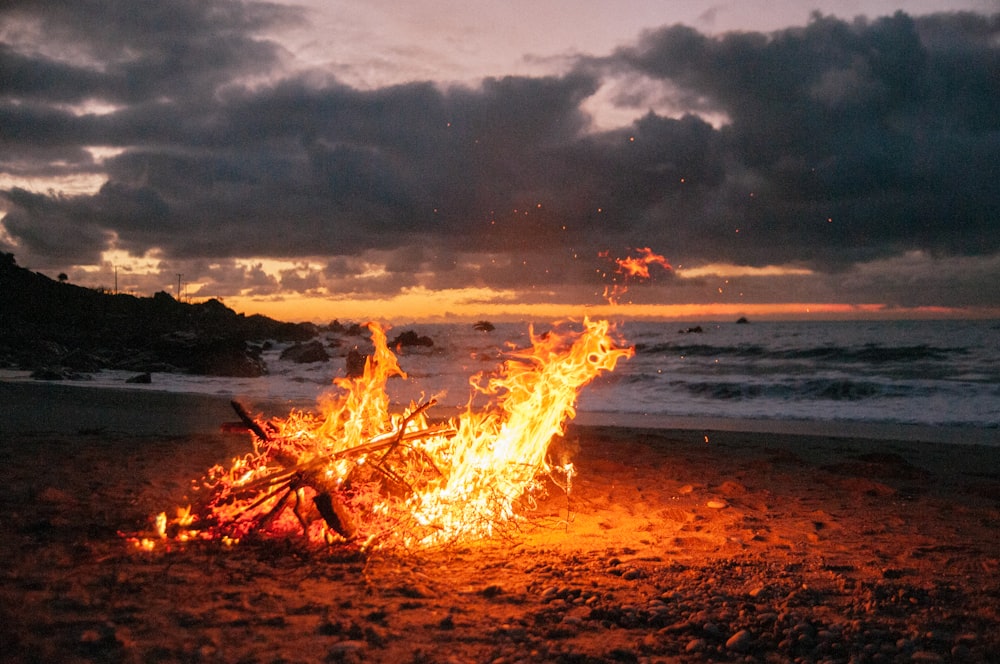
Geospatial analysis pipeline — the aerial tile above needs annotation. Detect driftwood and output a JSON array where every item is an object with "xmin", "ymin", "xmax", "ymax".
[
  {"xmin": 222, "ymin": 400, "xmax": 456, "ymax": 542},
  {"xmin": 230, "ymin": 400, "xmax": 273, "ymax": 441}
]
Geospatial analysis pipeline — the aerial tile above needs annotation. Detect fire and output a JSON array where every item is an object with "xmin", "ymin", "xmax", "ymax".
[
  {"xmin": 601, "ymin": 247, "xmax": 672, "ymax": 305},
  {"xmin": 616, "ymin": 247, "xmax": 672, "ymax": 279},
  {"xmin": 138, "ymin": 318, "xmax": 632, "ymax": 551}
]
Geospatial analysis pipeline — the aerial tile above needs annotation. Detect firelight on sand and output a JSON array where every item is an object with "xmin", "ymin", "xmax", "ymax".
[{"xmin": 136, "ymin": 317, "xmax": 632, "ymax": 551}]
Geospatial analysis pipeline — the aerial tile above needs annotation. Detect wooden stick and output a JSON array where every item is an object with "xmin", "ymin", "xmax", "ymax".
[{"xmin": 230, "ymin": 400, "xmax": 272, "ymax": 442}]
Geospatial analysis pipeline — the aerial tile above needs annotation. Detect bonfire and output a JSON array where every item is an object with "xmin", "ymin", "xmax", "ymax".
[{"xmin": 136, "ymin": 317, "xmax": 632, "ymax": 552}]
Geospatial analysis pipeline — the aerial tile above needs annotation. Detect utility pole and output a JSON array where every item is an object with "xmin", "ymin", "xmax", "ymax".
[
  {"xmin": 114, "ymin": 265, "xmax": 118, "ymax": 294},
  {"xmin": 177, "ymin": 273, "xmax": 182, "ymax": 300}
]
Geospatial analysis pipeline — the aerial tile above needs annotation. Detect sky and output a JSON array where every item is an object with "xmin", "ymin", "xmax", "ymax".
[{"xmin": 1, "ymin": 0, "xmax": 998, "ymax": 322}]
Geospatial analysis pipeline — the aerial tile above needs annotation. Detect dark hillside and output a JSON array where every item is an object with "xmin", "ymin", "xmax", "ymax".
[{"xmin": 0, "ymin": 253, "xmax": 316, "ymax": 377}]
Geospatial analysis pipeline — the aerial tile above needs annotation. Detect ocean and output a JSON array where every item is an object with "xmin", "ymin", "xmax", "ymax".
[{"xmin": 5, "ymin": 319, "xmax": 998, "ymax": 444}]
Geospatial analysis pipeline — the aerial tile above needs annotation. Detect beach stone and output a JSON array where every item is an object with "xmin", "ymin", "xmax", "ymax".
[
  {"xmin": 327, "ymin": 640, "xmax": 366, "ymax": 657},
  {"xmin": 31, "ymin": 367, "xmax": 88, "ymax": 381},
  {"xmin": 685, "ymin": 638, "xmax": 707, "ymax": 653},
  {"xmin": 718, "ymin": 480, "xmax": 747, "ymax": 496},
  {"xmin": 951, "ymin": 644, "xmax": 972, "ymax": 659},
  {"xmin": 389, "ymin": 330, "xmax": 433, "ymax": 347},
  {"xmin": 702, "ymin": 622, "xmax": 722, "ymax": 637},
  {"xmin": 280, "ymin": 339, "xmax": 329, "ymax": 363},
  {"xmin": 480, "ymin": 584, "xmax": 504, "ymax": 598},
  {"xmin": 726, "ymin": 629, "xmax": 753, "ymax": 652}
]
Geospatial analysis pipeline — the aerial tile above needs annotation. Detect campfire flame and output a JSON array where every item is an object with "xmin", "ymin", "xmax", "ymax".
[{"xmin": 139, "ymin": 318, "xmax": 632, "ymax": 551}]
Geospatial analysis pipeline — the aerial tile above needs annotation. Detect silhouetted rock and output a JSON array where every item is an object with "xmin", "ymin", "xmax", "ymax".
[
  {"xmin": 343, "ymin": 322, "xmax": 367, "ymax": 336},
  {"xmin": 389, "ymin": 330, "xmax": 434, "ymax": 348},
  {"xmin": 736, "ymin": 317, "xmax": 750, "ymax": 324},
  {"xmin": 149, "ymin": 331, "xmax": 268, "ymax": 377},
  {"xmin": 0, "ymin": 252, "xmax": 313, "ymax": 377},
  {"xmin": 126, "ymin": 372, "xmax": 152, "ymax": 384},
  {"xmin": 328, "ymin": 319, "xmax": 367, "ymax": 336},
  {"xmin": 30, "ymin": 367, "xmax": 91, "ymax": 381},
  {"xmin": 679, "ymin": 326, "xmax": 704, "ymax": 334},
  {"xmin": 473, "ymin": 320, "xmax": 495, "ymax": 332},
  {"xmin": 61, "ymin": 348, "xmax": 105, "ymax": 372},
  {"xmin": 280, "ymin": 340, "xmax": 330, "ymax": 364}
]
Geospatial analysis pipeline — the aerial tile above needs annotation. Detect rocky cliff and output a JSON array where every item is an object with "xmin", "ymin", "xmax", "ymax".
[{"xmin": 0, "ymin": 253, "xmax": 317, "ymax": 377}]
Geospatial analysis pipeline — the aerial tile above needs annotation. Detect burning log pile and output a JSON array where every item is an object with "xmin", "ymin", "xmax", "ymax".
[{"xmin": 137, "ymin": 318, "xmax": 632, "ymax": 551}]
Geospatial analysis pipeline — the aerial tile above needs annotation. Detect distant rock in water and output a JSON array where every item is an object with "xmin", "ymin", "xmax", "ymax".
[
  {"xmin": 736, "ymin": 317, "xmax": 750, "ymax": 324},
  {"xmin": 389, "ymin": 330, "xmax": 434, "ymax": 348},
  {"xmin": 473, "ymin": 320, "xmax": 495, "ymax": 332},
  {"xmin": 126, "ymin": 372, "xmax": 152, "ymax": 384},
  {"xmin": 679, "ymin": 326, "xmax": 704, "ymax": 334},
  {"xmin": 280, "ymin": 340, "xmax": 330, "ymax": 364},
  {"xmin": 328, "ymin": 319, "xmax": 367, "ymax": 336}
]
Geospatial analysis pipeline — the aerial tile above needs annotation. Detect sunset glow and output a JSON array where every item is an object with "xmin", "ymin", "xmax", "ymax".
[
  {"xmin": 220, "ymin": 292, "xmax": 992, "ymax": 324},
  {"xmin": 1, "ymin": 2, "xmax": 997, "ymax": 323}
]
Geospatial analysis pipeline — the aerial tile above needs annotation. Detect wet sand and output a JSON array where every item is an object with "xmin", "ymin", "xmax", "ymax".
[{"xmin": 2, "ymin": 380, "xmax": 999, "ymax": 662}]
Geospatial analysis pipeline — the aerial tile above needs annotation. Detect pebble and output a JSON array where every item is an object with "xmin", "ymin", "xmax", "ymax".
[
  {"xmin": 327, "ymin": 640, "xmax": 366, "ymax": 655},
  {"xmin": 481, "ymin": 584, "xmax": 504, "ymax": 598},
  {"xmin": 719, "ymin": 480, "xmax": 747, "ymax": 496},
  {"xmin": 726, "ymin": 629, "xmax": 752, "ymax": 652},
  {"xmin": 685, "ymin": 638, "xmax": 706, "ymax": 653}
]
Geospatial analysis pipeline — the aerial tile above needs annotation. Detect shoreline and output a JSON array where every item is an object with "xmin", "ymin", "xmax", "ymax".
[{"xmin": 3, "ymin": 377, "xmax": 997, "ymax": 447}]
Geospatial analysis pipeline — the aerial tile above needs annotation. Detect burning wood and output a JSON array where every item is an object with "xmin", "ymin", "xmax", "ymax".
[{"xmin": 136, "ymin": 318, "xmax": 632, "ymax": 552}]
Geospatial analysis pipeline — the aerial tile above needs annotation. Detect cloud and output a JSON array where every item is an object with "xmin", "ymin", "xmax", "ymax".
[
  {"xmin": 606, "ymin": 12, "xmax": 1000, "ymax": 265},
  {"xmin": 1, "ymin": 3, "xmax": 998, "ymax": 312}
]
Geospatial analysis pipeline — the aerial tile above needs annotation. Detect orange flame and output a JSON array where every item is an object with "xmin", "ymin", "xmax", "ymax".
[
  {"xmin": 601, "ymin": 247, "xmax": 672, "ymax": 305},
  {"xmin": 616, "ymin": 247, "xmax": 671, "ymax": 279},
  {"xmin": 138, "ymin": 318, "xmax": 632, "ymax": 551}
]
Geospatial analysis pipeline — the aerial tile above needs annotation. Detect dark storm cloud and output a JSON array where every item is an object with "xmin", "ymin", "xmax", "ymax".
[
  {"xmin": 607, "ymin": 11, "xmax": 1000, "ymax": 266},
  {"xmin": 1, "ymin": 2, "xmax": 998, "ymax": 303},
  {"xmin": 1, "ymin": 0, "xmax": 298, "ymax": 103},
  {"xmin": 0, "ymin": 0, "xmax": 300, "ymax": 179}
]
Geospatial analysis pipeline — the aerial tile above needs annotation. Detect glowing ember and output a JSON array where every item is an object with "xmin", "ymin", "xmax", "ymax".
[
  {"xmin": 600, "ymin": 247, "xmax": 672, "ymax": 305},
  {"xmin": 137, "ymin": 318, "xmax": 632, "ymax": 551}
]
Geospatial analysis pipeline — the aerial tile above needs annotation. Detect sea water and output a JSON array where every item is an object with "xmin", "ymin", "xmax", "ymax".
[
  {"xmin": 7, "ymin": 319, "xmax": 998, "ymax": 441},
  {"xmin": 390, "ymin": 319, "xmax": 1000, "ymax": 436}
]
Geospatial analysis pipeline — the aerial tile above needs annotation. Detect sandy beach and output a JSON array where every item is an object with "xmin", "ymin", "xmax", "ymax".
[{"xmin": 2, "ymin": 380, "xmax": 998, "ymax": 663}]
